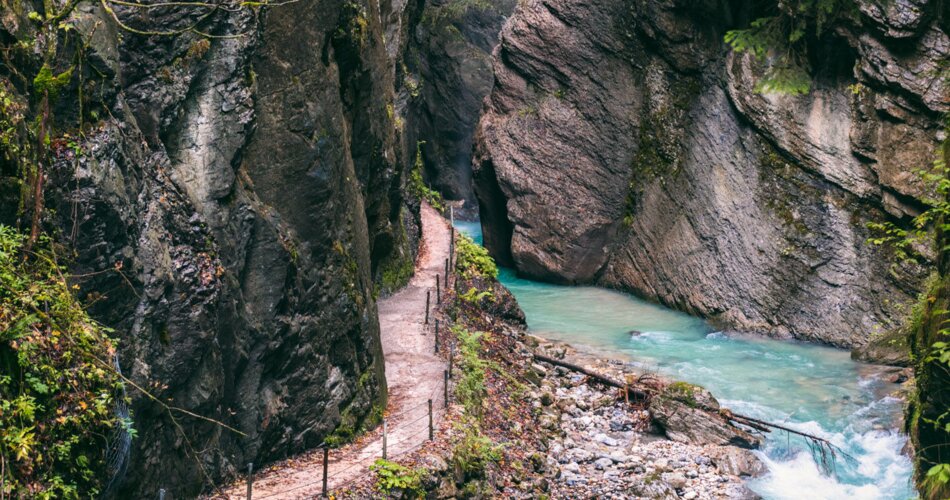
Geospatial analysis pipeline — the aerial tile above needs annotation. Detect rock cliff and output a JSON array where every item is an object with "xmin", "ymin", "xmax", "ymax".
[
  {"xmin": 474, "ymin": 0, "xmax": 948, "ymax": 346},
  {"xmin": 1, "ymin": 0, "xmax": 424, "ymax": 495},
  {"xmin": 402, "ymin": 0, "xmax": 515, "ymax": 202}
]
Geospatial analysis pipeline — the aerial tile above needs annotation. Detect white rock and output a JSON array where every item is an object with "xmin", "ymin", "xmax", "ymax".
[
  {"xmin": 594, "ymin": 433, "xmax": 619, "ymax": 447},
  {"xmin": 665, "ymin": 473, "xmax": 687, "ymax": 489},
  {"xmin": 594, "ymin": 457, "xmax": 614, "ymax": 470}
]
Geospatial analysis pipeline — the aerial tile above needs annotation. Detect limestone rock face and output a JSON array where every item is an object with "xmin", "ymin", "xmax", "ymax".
[
  {"xmin": 1, "ymin": 0, "xmax": 424, "ymax": 496},
  {"xmin": 403, "ymin": 0, "xmax": 516, "ymax": 202},
  {"xmin": 474, "ymin": 0, "xmax": 946, "ymax": 346}
]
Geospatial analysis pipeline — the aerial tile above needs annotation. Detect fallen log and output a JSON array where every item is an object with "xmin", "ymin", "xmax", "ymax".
[
  {"xmin": 533, "ymin": 352, "xmax": 854, "ymax": 468},
  {"xmin": 724, "ymin": 412, "xmax": 856, "ymax": 463},
  {"xmin": 533, "ymin": 353, "xmax": 651, "ymax": 400}
]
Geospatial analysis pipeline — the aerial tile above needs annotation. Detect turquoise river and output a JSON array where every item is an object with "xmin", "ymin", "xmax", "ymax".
[{"xmin": 455, "ymin": 220, "xmax": 913, "ymax": 500}]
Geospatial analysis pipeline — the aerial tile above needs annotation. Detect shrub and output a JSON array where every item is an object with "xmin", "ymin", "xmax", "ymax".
[
  {"xmin": 453, "ymin": 326, "xmax": 488, "ymax": 417},
  {"xmin": 454, "ymin": 234, "xmax": 497, "ymax": 280},
  {"xmin": 0, "ymin": 226, "xmax": 127, "ymax": 498},
  {"xmin": 451, "ymin": 424, "xmax": 502, "ymax": 479},
  {"xmin": 408, "ymin": 142, "xmax": 444, "ymax": 211},
  {"xmin": 371, "ymin": 459, "xmax": 425, "ymax": 497},
  {"xmin": 459, "ymin": 287, "xmax": 493, "ymax": 306}
]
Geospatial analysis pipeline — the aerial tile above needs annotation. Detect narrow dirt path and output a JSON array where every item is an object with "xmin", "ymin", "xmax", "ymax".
[{"xmin": 219, "ymin": 204, "xmax": 451, "ymax": 499}]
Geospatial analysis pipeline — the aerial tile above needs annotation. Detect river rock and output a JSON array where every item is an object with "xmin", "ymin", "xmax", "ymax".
[
  {"xmin": 594, "ymin": 457, "xmax": 614, "ymax": 470},
  {"xmin": 649, "ymin": 384, "xmax": 762, "ymax": 449},
  {"xmin": 631, "ymin": 479, "xmax": 678, "ymax": 499},
  {"xmin": 594, "ymin": 433, "xmax": 619, "ymax": 447},
  {"xmin": 851, "ymin": 327, "xmax": 912, "ymax": 366},
  {"xmin": 707, "ymin": 446, "xmax": 768, "ymax": 478},
  {"xmin": 665, "ymin": 472, "xmax": 688, "ymax": 489}
]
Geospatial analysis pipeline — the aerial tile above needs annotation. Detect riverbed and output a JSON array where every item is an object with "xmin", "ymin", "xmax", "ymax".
[{"xmin": 455, "ymin": 220, "xmax": 913, "ymax": 500}]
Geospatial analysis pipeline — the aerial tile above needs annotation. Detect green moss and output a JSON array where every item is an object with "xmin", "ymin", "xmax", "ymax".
[
  {"xmin": 374, "ymin": 209, "xmax": 415, "ymax": 295},
  {"xmin": 326, "ymin": 369, "xmax": 383, "ymax": 448},
  {"xmin": 407, "ymin": 142, "xmax": 445, "ymax": 211},
  {"xmin": 757, "ymin": 143, "xmax": 812, "ymax": 236},
  {"xmin": 421, "ymin": 0, "xmax": 495, "ymax": 36},
  {"xmin": 623, "ymin": 76, "xmax": 699, "ymax": 225},
  {"xmin": 184, "ymin": 39, "xmax": 211, "ymax": 62},
  {"xmin": 32, "ymin": 64, "xmax": 74, "ymax": 102},
  {"xmin": 380, "ymin": 256, "xmax": 412, "ymax": 290},
  {"xmin": 664, "ymin": 381, "xmax": 702, "ymax": 408},
  {"xmin": 335, "ymin": 1, "xmax": 370, "ymax": 48},
  {"xmin": 332, "ymin": 240, "xmax": 365, "ymax": 308}
]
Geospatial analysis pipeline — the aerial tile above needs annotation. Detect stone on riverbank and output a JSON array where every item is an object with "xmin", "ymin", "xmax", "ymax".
[{"xmin": 649, "ymin": 383, "xmax": 762, "ymax": 449}]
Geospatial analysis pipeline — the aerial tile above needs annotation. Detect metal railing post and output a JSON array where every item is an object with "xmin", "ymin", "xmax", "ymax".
[{"xmin": 428, "ymin": 399, "xmax": 434, "ymax": 440}]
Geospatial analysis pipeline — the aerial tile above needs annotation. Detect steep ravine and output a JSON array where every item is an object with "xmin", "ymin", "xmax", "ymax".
[
  {"xmin": 401, "ymin": 0, "xmax": 516, "ymax": 203},
  {"xmin": 1, "ymin": 0, "xmax": 431, "ymax": 496},
  {"xmin": 473, "ymin": 0, "xmax": 948, "ymax": 347},
  {"xmin": 2, "ymin": 0, "xmax": 945, "ymax": 497}
]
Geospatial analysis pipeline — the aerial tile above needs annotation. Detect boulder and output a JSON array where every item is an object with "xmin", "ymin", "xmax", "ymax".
[
  {"xmin": 851, "ymin": 327, "xmax": 912, "ymax": 367},
  {"xmin": 649, "ymin": 383, "xmax": 762, "ymax": 449},
  {"xmin": 707, "ymin": 446, "xmax": 768, "ymax": 478}
]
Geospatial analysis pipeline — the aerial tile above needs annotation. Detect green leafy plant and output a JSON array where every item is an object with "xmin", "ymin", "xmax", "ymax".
[
  {"xmin": 407, "ymin": 141, "xmax": 445, "ymax": 211},
  {"xmin": 0, "ymin": 226, "xmax": 126, "ymax": 498},
  {"xmin": 459, "ymin": 286, "xmax": 493, "ymax": 305},
  {"xmin": 371, "ymin": 459, "xmax": 425, "ymax": 497},
  {"xmin": 871, "ymin": 108, "xmax": 949, "ymax": 497},
  {"xmin": 451, "ymin": 423, "xmax": 502, "ymax": 478},
  {"xmin": 866, "ymin": 152, "xmax": 949, "ymax": 265},
  {"xmin": 453, "ymin": 326, "xmax": 489, "ymax": 417},
  {"xmin": 724, "ymin": 0, "xmax": 858, "ymax": 94},
  {"xmin": 454, "ymin": 234, "xmax": 497, "ymax": 279}
]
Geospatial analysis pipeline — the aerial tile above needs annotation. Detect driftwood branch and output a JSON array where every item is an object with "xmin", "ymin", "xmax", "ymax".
[
  {"xmin": 724, "ymin": 411, "xmax": 855, "ymax": 462},
  {"xmin": 533, "ymin": 352, "xmax": 854, "ymax": 468},
  {"xmin": 533, "ymin": 353, "xmax": 651, "ymax": 399}
]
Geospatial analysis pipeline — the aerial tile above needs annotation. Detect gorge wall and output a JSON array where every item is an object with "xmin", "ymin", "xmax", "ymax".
[
  {"xmin": 1, "ymin": 0, "xmax": 427, "ymax": 495},
  {"xmin": 401, "ymin": 0, "xmax": 515, "ymax": 203},
  {"xmin": 474, "ymin": 0, "xmax": 948, "ymax": 347}
]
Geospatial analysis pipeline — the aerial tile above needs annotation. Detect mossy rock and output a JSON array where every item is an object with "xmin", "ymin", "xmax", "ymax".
[
  {"xmin": 660, "ymin": 381, "xmax": 719, "ymax": 410},
  {"xmin": 851, "ymin": 327, "xmax": 912, "ymax": 367}
]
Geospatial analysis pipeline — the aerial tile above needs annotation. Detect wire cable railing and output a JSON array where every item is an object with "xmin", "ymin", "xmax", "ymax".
[{"xmin": 177, "ymin": 214, "xmax": 462, "ymax": 500}]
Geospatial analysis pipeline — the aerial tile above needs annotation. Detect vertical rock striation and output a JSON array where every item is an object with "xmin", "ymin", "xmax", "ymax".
[
  {"xmin": 2, "ymin": 0, "xmax": 425, "ymax": 495},
  {"xmin": 474, "ymin": 0, "xmax": 947, "ymax": 346},
  {"xmin": 402, "ymin": 0, "xmax": 516, "ymax": 203}
]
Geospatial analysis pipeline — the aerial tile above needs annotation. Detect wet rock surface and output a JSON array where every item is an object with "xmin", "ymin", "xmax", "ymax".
[
  {"xmin": 649, "ymin": 385, "xmax": 762, "ymax": 449},
  {"xmin": 3, "ymin": 0, "xmax": 427, "ymax": 495},
  {"xmin": 474, "ymin": 0, "xmax": 945, "ymax": 346},
  {"xmin": 402, "ymin": 0, "xmax": 516, "ymax": 202}
]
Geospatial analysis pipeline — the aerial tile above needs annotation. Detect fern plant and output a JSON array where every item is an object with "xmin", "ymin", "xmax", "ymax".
[{"xmin": 724, "ymin": 0, "xmax": 859, "ymax": 94}]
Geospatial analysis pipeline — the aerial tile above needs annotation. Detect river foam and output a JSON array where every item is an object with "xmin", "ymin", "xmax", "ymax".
[{"xmin": 455, "ymin": 220, "xmax": 915, "ymax": 499}]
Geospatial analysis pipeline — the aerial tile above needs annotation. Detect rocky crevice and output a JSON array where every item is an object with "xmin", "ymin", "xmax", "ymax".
[{"xmin": 401, "ymin": 0, "xmax": 516, "ymax": 203}]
